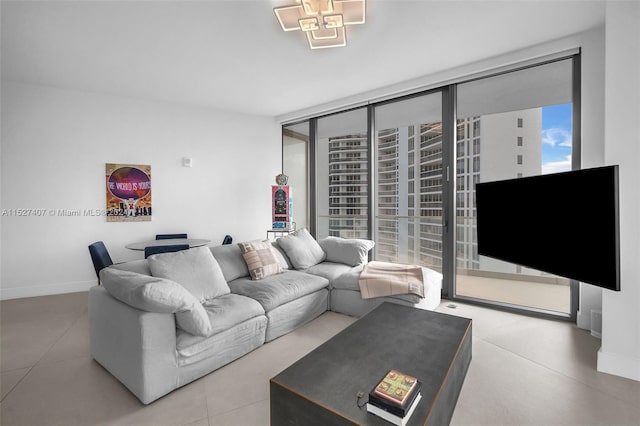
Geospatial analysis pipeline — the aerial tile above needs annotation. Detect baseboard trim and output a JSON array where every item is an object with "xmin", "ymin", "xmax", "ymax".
[
  {"xmin": 0, "ymin": 280, "xmax": 95, "ymax": 300},
  {"xmin": 597, "ymin": 348, "xmax": 640, "ymax": 381}
]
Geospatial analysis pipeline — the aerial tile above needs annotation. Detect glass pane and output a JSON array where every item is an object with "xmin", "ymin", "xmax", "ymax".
[
  {"xmin": 317, "ymin": 108, "xmax": 368, "ymax": 239},
  {"xmin": 455, "ymin": 59, "xmax": 573, "ymax": 314},
  {"xmin": 374, "ymin": 92, "xmax": 443, "ymax": 271},
  {"xmin": 283, "ymin": 122, "xmax": 310, "ymax": 231}
]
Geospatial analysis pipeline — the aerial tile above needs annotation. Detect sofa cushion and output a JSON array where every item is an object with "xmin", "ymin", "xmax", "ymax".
[
  {"xmin": 331, "ymin": 264, "xmax": 365, "ymax": 291},
  {"xmin": 228, "ymin": 270, "xmax": 329, "ymax": 312},
  {"xmin": 304, "ymin": 262, "xmax": 353, "ymax": 284},
  {"xmin": 109, "ymin": 259, "xmax": 151, "ymax": 276},
  {"xmin": 148, "ymin": 246, "xmax": 230, "ymax": 302},
  {"xmin": 276, "ymin": 228, "xmax": 326, "ymax": 270},
  {"xmin": 210, "ymin": 244, "xmax": 250, "ymax": 282},
  {"xmin": 175, "ymin": 316, "xmax": 268, "ymax": 367},
  {"xmin": 99, "ymin": 267, "xmax": 212, "ymax": 336},
  {"xmin": 238, "ymin": 240, "xmax": 283, "ymax": 280},
  {"xmin": 318, "ymin": 236, "xmax": 375, "ymax": 266},
  {"xmin": 271, "ymin": 242, "xmax": 292, "ymax": 270},
  {"xmin": 331, "ymin": 264, "xmax": 443, "ymax": 305},
  {"xmin": 176, "ymin": 293, "xmax": 266, "ymax": 357}
]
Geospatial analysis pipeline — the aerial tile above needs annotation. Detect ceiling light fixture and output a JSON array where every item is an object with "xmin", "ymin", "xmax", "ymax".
[{"xmin": 274, "ymin": 0, "xmax": 366, "ymax": 49}]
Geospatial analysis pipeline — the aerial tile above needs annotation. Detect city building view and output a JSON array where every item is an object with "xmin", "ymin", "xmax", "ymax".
[
  {"xmin": 318, "ymin": 109, "xmax": 541, "ymax": 269},
  {"xmin": 316, "ymin": 107, "xmax": 571, "ymax": 313}
]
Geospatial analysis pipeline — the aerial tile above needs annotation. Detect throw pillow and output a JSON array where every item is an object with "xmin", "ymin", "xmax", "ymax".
[
  {"xmin": 276, "ymin": 228, "xmax": 326, "ymax": 270},
  {"xmin": 99, "ymin": 268, "xmax": 212, "ymax": 337},
  {"xmin": 210, "ymin": 244, "xmax": 250, "ymax": 282},
  {"xmin": 319, "ymin": 236, "xmax": 375, "ymax": 267},
  {"xmin": 148, "ymin": 246, "xmax": 230, "ymax": 302},
  {"xmin": 270, "ymin": 242, "xmax": 292, "ymax": 270},
  {"xmin": 238, "ymin": 240, "xmax": 283, "ymax": 280}
]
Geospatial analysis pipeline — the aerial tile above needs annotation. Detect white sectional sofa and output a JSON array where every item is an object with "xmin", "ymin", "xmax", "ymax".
[{"xmin": 89, "ymin": 229, "xmax": 442, "ymax": 404}]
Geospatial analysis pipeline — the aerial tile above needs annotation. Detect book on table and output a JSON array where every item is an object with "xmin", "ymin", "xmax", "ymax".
[
  {"xmin": 367, "ymin": 392, "xmax": 422, "ymax": 426},
  {"xmin": 368, "ymin": 369, "xmax": 422, "ymax": 418}
]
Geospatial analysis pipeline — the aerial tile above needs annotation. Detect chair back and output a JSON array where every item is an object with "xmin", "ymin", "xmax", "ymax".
[
  {"xmin": 88, "ymin": 241, "xmax": 114, "ymax": 278},
  {"xmin": 144, "ymin": 244, "xmax": 190, "ymax": 259},
  {"xmin": 222, "ymin": 235, "xmax": 233, "ymax": 245},
  {"xmin": 155, "ymin": 233, "xmax": 188, "ymax": 240}
]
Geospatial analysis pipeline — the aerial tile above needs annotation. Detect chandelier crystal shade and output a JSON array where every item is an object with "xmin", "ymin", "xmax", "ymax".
[{"xmin": 274, "ymin": 0, "xmax": 366, "ymax": 49}]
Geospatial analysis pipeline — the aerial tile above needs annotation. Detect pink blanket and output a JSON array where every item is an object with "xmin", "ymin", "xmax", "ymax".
[{"xmin": 358, "ymin": 261, "xmax": 425, "ymax": 299}]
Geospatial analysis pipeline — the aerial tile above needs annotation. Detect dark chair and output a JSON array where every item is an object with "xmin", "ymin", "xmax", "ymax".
[
  {"xmin": 155, "ymin": 233, "xmax": 188, "ymax": 240},
  {"xmin": 88, "ymin": 241, "xmax": 114, "ymax": 281},
  {"xmin": 222, "ymin": 235, "xmax": 233, "ymax": 245},
  {"xmin": 144, "ymin": 244, "xmax": 190, "ymax": 259}
]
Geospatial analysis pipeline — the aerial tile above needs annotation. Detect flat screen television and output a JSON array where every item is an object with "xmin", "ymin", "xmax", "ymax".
[{"xmin": 475, "ymin": 165, "xmax": 620, "ymax": 291}]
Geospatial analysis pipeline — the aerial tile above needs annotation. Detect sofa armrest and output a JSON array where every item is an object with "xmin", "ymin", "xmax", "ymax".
[{"xmin": 89, "ymin": 286, "xmax": 180, "ymax": 404}]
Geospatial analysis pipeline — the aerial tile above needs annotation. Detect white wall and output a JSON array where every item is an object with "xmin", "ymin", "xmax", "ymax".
[
  {"xmin": 0, "ymin": 82, "xmax": 281, "ymax": 299},
  {"xmin": 598, "ymin": 1, "xmax": 640, "ymax": 381},
  {"xmin": 577, "ymin": 26, "xmax": 606, "ymax": 332}
]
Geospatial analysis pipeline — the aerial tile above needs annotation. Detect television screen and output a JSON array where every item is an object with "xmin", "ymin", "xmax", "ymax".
[{"xmin": 475, "ymin": 165, "xmax": 620, "ymax": 291}]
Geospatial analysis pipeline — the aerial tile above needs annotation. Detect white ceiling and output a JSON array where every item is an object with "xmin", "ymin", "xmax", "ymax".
[{"xmin": 1, "ymin": 0, "xmax": 605, "ymax": 118}]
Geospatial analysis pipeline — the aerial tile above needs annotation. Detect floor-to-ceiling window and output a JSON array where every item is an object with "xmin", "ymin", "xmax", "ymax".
[
  {"xmin": 373, "ymin": 92, "xmax": 444, "ymax": 272},
  {"xmin": 281, "ymin": 53, "xmax": 579, "ymax": 319}
]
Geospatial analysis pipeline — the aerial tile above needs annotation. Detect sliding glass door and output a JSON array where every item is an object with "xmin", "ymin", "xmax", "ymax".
[
  {"xmin": 455, "ymin": 58, "xmax": 575, "ymax": 315},
  {"xmin": 373, "ymin": 92, "xmax": 444, "ymax": 272}
]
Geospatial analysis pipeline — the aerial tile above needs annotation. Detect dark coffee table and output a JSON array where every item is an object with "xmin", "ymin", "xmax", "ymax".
[{"xmin": 270, "ymin": 302, "xmax": 472, "ymax": 425}]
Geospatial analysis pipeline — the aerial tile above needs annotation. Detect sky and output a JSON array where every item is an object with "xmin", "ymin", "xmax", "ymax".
[{"xmin": 541, "ymin": 103, "xmax": 572, "ymax": 174}]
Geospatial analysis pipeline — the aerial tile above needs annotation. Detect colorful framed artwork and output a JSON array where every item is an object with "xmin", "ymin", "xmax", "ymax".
[{"xmin": 105, "ymin": 163, "xmax": 152, "ymax": 222}]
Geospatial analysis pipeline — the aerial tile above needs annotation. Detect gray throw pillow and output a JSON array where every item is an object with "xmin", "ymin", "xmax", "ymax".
[
  {"xmin": 319, "ymin": 236, "xmax": 375, "ymax": 267},
  {"xmin": 100, "ymin": 268, "xmax": 212, "ymax": 337},
  {"xmin": 148, "ymin": 246, "xmax": 230, "ymax": 302},
  {"xmin": 210, "ymin": 244, "xmax": 250, "ymax": 282},
  {"xmin": 270, "ymin": 242, "xmax": 292, "ymax": 270},
  {"xmin": 276, "ymin": 228, "xmax": 326, "ymax": 270}
]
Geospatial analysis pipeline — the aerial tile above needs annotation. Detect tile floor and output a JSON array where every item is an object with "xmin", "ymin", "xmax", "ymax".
[{"xmin": 1, "ymin": 292, "xmax": 639, "ymax": 425}]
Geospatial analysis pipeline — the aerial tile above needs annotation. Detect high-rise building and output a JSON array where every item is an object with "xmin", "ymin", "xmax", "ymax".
[
  {"xmin": 375, "ymin": 122, "xmax": 444, "ymax": 267},
  {"xmin": 323, "ymin": 134, "xmax": 369, "ymax": 239},
  {"xmin": 321, "ymin": 108, "xmax": 541, "ymax": 272}
]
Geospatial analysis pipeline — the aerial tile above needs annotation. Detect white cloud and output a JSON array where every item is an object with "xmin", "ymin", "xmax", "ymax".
[
  {"xmin": 542, "ymin": 127, "xmax": 572, "ymax": 147},
  {"xmin": 542, "ymin": 155, "xmax": 572, "ymax": 174}
]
